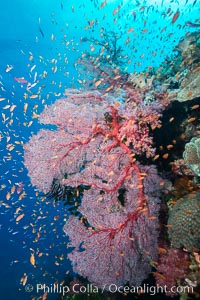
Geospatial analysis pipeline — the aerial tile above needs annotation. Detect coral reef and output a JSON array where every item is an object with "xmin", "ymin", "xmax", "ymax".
[
  {"xmin": 23, "ymin": 27, "xmax": 200, "ymax": 299},
  {"xmin": 156, "ymin": 30, "xmax": 200, "ymax": 103},
  {"xmin": 176, "ymin": 72, "xmax": 200, "ymax": 102}
]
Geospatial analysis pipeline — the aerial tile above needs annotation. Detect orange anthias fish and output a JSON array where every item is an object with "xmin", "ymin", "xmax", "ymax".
[
  {"xmin": 30, "ymin": 253, "xmax": 36, "ymax": 267},
  {"xmin": 99, "ymin": 0, "xmax": 107, "ymax": 9},
  {"xmin": 172, "ymin": 10, "xmax": 180, "ymax": 24},
  {"xmin": 16, "ymin": 213, "xmax": 25, "ymax": 222}
]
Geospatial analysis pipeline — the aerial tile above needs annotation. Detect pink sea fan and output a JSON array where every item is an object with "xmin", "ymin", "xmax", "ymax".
[
  {"xmin": 24, "ymin": 90, "xmax": 162, "ymax": 193},
  {"xmin": 24, "ymin": 91, "xmax": 108, "ymax": 193},
  {"xmin": 63, "ymin": 164, "xmax": 162, "ymax": 290},
  {"xmin": 24, "ymin": 89, "xmax": 165, "ymax": 289}
]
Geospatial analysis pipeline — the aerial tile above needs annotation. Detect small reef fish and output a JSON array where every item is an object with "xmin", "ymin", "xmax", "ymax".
[
  {"xmin": 16, "ymin": 213, "xmax": 25, "ymax": 222},
  {"xmin": 99, "ymin": 0, "xmax": 107, "ymax": 9},
  {"xmin": 172, "ymin": 10, "xmax": 180, "ymax": 24},
  {"xmin": 16, "ymin": 182, "xmax": 23, "ymax": 194},
  {"xmin": 39, "ymin": 26, "xmax": 45, "ymax": 38},
  {"xmin": 20, "ymin": 273, "xmax": 28, "ymax": 286},
  {"xmin": 30, "ymin": 253, "xmax": 36, "ymax": 267},
  {"xmin": 6, "ymin": 65, "xmax": 13, "ymax": 72},
  {"xmin": 185, "ymin": 21, "xmax": 200, "ymax": 27},
  {"xmin": 14, "ymin": 77, "xmax": 28, "ymax": 84},
  {"xmin": 30, "ymin": 65, "xmax": 36, "ymax": 73}
]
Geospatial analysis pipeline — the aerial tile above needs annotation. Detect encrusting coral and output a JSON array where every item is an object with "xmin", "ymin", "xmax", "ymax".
[{"xmin": 168, "ymin": 192, "xmax": 200, "ymax": 252}]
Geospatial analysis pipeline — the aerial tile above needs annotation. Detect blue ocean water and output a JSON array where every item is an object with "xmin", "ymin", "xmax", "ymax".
[{"xmin": 0, "ymin": 0, "xmax": 200, "ymax": 299}]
